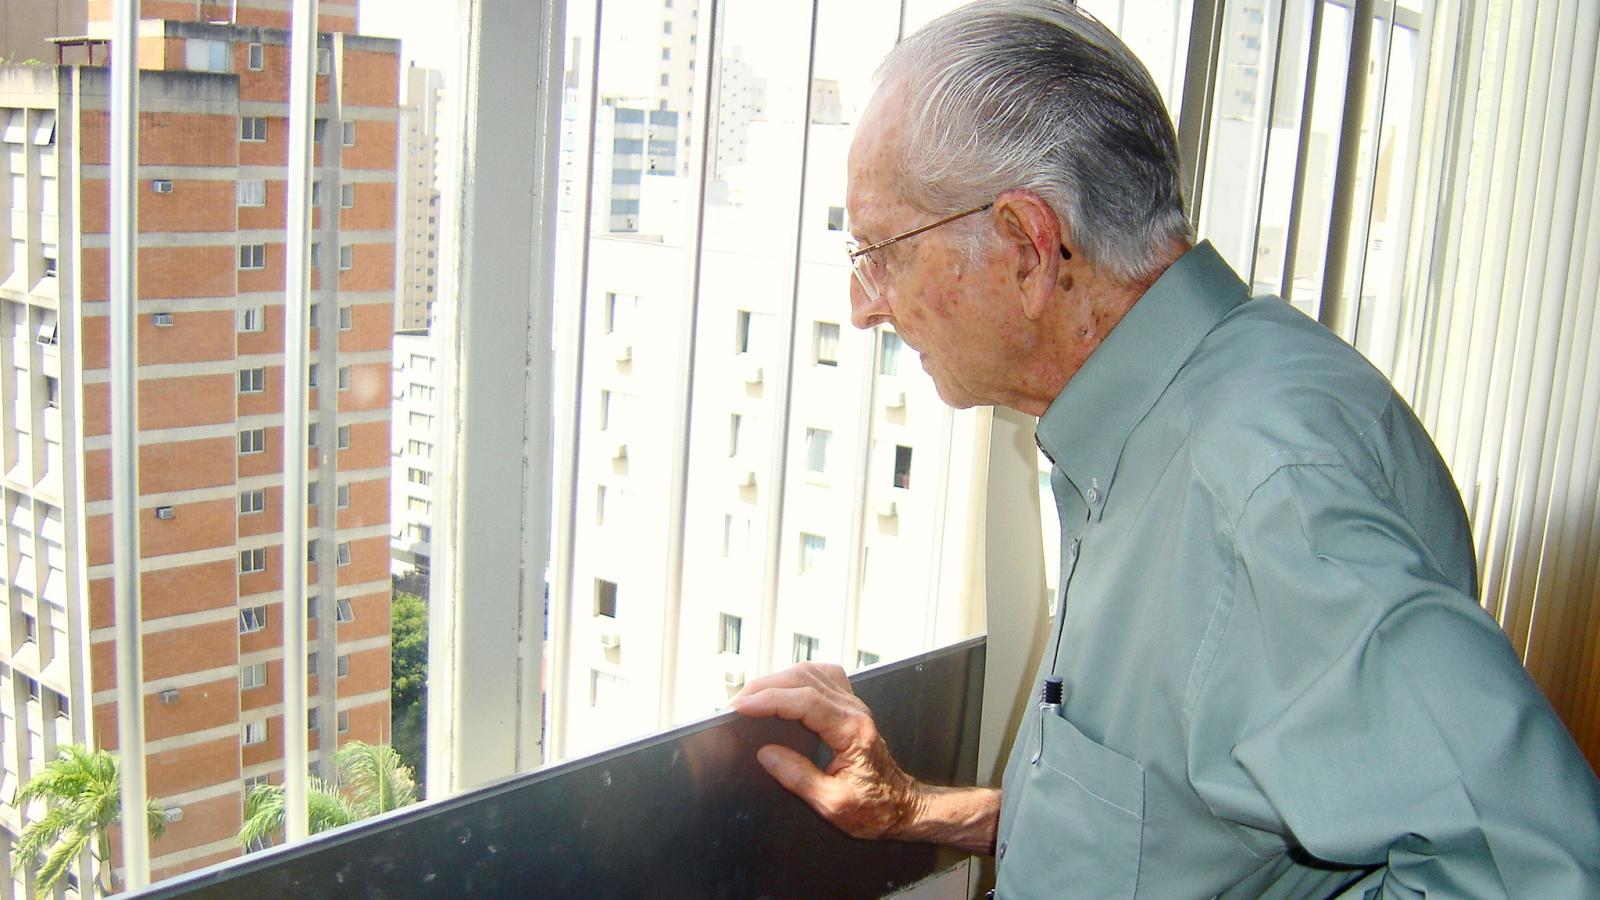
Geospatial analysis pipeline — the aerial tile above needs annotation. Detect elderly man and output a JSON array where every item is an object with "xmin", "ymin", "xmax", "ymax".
[{"xmin": 733, "ymin": 1, "xmax": 1600, "ymax": 896}]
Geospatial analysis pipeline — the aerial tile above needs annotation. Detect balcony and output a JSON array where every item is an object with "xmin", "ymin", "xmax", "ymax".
[{"xmin": 129, "ymin": 637, "xmax": 986, "ymax": 899}]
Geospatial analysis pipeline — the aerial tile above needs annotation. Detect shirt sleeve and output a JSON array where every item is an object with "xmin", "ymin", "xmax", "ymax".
[{"xmin": 1203, "ymin": 462, "xmax": 1600, "ymax": 898}]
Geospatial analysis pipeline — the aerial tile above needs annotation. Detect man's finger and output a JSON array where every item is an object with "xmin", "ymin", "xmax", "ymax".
[
  {"xmin": 732, "ymin": 686, "xmax": 861, "ymax": 750},
  {"xmin": 735, "ymin": 662, "xmax": 848, "ymax": 701},
  {"xmin": 756, "ymin": 744, "xmax": 843, "ymax": 817}
]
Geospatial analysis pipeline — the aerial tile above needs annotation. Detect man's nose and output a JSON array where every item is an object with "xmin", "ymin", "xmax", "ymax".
[{"xmin": 849, "ymin": 273, "xmax": 891, "ymax": 330}]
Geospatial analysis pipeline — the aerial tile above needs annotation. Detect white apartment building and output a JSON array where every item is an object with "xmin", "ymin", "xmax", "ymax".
[{"xmin": 389, "ymin": 330, "xmax": 436, "ymax": 577}]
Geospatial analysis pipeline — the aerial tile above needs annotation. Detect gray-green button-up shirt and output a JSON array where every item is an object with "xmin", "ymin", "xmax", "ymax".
[{"xmin": 994, "ymin": 243, "xmax": 1600, "ymax": 897}]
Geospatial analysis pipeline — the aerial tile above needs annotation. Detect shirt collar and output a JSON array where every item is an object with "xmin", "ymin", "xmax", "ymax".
[{"xmin": 1035, "ymin": 241, "xmax": 1249, "ymax": 509}]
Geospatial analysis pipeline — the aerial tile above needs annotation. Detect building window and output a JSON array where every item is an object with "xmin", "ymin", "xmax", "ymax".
[
  {"xmin": 339, "ymin": 305, "xmax": 354, "ymax": 330},
  {"xmin": 339, "ymin": 244, "xmax": 354, "ymax": 270},
  {"xmin": 336, "ymin": 598, "xmax": 354, "ymax": 623},
  {"xmin": 239, "ymin": 428, "xmax": 266, "ymax": 454},
  {"xmin": 718, "ymin": 613, "xmax": 742, "ymax": 655},
  {"xmin": 186, "ymin": 38, "xmax": 230, "ymax": 72},
  {"xmin": 893, "ymin": 445, "xmax": 913, "ymax": 490},
  {"xmin": 240, "ymin": 116, "xmax": 268, "ymax": 142},
  {"xmin": 313, "ymin": 118, "xmax": 329, "ymax": 143},
  {"xmin": 599, "ymin": 390, "xmax": 613, "ymax": 431},
  {"xmin": 605, "ymin": 292, "xmax": 637, "ymax": 336},
  {"xmin": 340, "ymin": 183, "xmax": 355, "ymax": 208},
  {"xmin": 247, "ymin": 42, "xmax": 265, "ymax": 71},
  {"xmin": 336, "ymin": 542, "xmax": 351, "ymax": 567},
  {"xmin": 799, "ymin": 533, "xmax": 825, "ymax": 574},
  {"xmin": 813, "ymin": 321, "xmax": 840, "ymax": 367},
  {"xmin": 243, "ymin": 720, "xmax": 267, "ymax": 745},
  {"xmin": 728, "ymin": 413, "xmax": 742, "ymax": 457},
  {"xmin": 857, "ymin": 650, "xmax": 880, "ymax": 668},
  {"xmin": 308, "ymin": 364, "xmax": 319, "ymax": 388},
  {"xmin": 337, "ymin": 425, "xmax": 351, "ymax": 450},
  {"xmin": 308, "ymin": 708, "xmax": 320, "ymax": 732},
  {"xmin": 316, "ymin": 47, "xmax": 333, "ymax": 75},
  {"xmin": 408, "ymin": 439, "xmax": 433, "ymax": 456},
  {"xmin": 310, "ymin": 242, "xmax": 323, "ymax": 269},
  {"xmin": 595, "ymin": 579, "xmax": 618, "ymax": 618},
  {"xmin": 238, "ymin": 305, "xmax": 264, "ymax": 333},
  {"xmin": 805, "ymin": 428, "xmax": 830, "ymax": 475},
  {"xmin": 239, "ymin": 548, "xmax": 267, "ymax": 574},
  {"xmin": 336, "ymin": 483, "xmax": 350, "ymax": 508},
  {"xmin": 826, "ymin": 205, "xmax": 846, "ymax": 231},
  {"xmin": 407, "ymin": 467, "xmax": 432, "ymax": 486},
  {"xmin": 407, "ymin": 496, "xmax": 430, "ymax": 514},
  {"xmin": 308, "ymin": 423, "xmax": 320, "ymax": 448},
  {"xmin": 239, "ymin": 490, "xmax": 265, "ymax": 515},
  {"xmin": 240, "ymin": 662, "xmax": 268, "ymax": 690},
  {"xmin": 311, "ymin": 180, "xmax": 324, "ymax": 206},
  {"xmin": 21, "ymin": 614, "xmax": 37, "ymax": 644},
  {"xmin": 237, "ymin": 179, "xmax": 266, "ymax": 207},
  {"xmin": 238, "ymin": 367, "xmax": 266, "ymax": 394},
  {"xmin": 408, "ymin": 411, "xmax": 433, "ymax": 430},
  {"xmin": 880, "ymin": 330, "xmax": 902, "ymax": 376},
  {"xmin": 735, "ymin": 310, "xmax": 754, "ymax": 354},
  {"xmin": 239, "ymin": 244, "xmax": 266, "ymax": 270},
  {"xmin": 337, "ymin": 710, "xmax": 351, "ymax": 733},
  {"xmin": 337, "ymin": 654, "xmax": 350, "ymax": 678},
  {"xmin": 337, "ymin": 365, "xmax": 352, "ymax": 391},
  {"xmin": 310, "ymin": 302, "xmax": 320, "ymax": 328},
  {"xmin": 307, "ymin": 540, "xmax": 318, "ymax": 563},
  {"xmin": 43, "ymin": 376, "xmax": 59, "ymax": 409},
  {"xmin": 792, "ymin": 633, "xmax": 820, "ymax": 663},
  {"xmin": 341, "ymin": 121, "xmax": 356, "ymax": 146},
  {"xmin": 307, "ymin": 651, "xmax": 319, "ymax": 674}
]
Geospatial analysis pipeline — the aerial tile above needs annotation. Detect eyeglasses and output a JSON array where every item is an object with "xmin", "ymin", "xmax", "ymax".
[{"xmin": 845, "ymin": 202, "xmax": 993, "ymax": 302}]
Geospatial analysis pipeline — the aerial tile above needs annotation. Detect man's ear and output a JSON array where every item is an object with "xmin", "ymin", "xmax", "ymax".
[{"xmin": 991, "ymin": 189, "xmax": 1063, "ymax": 321}]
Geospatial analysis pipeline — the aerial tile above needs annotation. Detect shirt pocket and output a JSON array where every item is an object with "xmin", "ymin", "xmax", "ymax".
[{"xmin": 997, "ymin": 712, "xmax": 1146, "ymax": 899}]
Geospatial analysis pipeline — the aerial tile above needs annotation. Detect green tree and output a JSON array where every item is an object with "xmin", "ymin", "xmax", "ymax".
[
  {"xmin": 390, "ymin": 590, "xmax": 428, "ymax": 788},
  {"xmin": 236, "ymin": 741, "xmax": 416, "ymax": 848},
  {"xmin": 11, "ymin": 744, "xmax": 167, "ymax": 897}
]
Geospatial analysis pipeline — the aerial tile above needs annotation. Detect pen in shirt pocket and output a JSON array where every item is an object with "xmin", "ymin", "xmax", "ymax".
[{"xmin": 1031, "ymin": 675, "xmax": 1065, "ymax": 763}]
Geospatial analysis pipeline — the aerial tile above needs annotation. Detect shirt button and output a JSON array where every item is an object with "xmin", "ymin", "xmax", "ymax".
[
  {"xmin": 998, "ymin": 841, "xmax": 1007, "ymax": 859},
  {"xmin": 1086, "ymin": 486, "xmax": 1100, "ymax": 504},
  {"xmin": 1067, "ymin": 538, "xmax": 1081, "ymax": 561}
]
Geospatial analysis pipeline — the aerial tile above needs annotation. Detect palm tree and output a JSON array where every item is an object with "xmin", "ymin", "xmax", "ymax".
[
  {"xmin": 11, "ymin": 744, "xmax": 166, "ymax": 897},
  {"xmin": 237, "ymin": 742, "xmax": 416, "ymax": 848}
]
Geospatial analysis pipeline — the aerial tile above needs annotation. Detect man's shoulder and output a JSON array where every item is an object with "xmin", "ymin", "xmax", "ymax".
[{"xmin": 1164, "ymin": 296, "xmax": 1408, "ymax": 510}]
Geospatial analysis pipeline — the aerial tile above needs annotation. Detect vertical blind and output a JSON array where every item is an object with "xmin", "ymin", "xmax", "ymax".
[{"xmin": 1394, "ymin": 0, "xmax": 1600, "ymax": 767}]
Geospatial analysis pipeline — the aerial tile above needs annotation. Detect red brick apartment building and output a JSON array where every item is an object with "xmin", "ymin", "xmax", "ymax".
[{"xmin": 0, "ymin": 0, "xmax": 395, "ymax": 891}]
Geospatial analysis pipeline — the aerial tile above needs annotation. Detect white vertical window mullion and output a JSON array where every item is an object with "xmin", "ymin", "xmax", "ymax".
[
  {"xmin": 658, "ymin": 0, "xmax": 728, "ymax": 730},
  {"xmin": 546, "ymin": 0, "xmax": 606, "ymax": 766},
  {"xmin": 279, "ymin": 0, "xmax": 320, "ymax": 843},
  {"xmin": 109, "ymin": 0, "xmax": 151, "ymax": 888},
  {"xmin": 427, "ymin": 0, "xmax": 564, "ymax": 796}
]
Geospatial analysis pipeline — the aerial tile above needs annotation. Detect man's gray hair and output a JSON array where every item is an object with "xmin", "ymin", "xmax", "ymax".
[{"xmin": 880, "ymin": 0, "xmax": 1192, "ymax": 282}]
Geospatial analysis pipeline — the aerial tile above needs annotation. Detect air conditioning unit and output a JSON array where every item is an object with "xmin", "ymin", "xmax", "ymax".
[
  {"xmin": 609, "ymin": 439, "xmax": 628, "ymax": 461},
  {"xmin": 159, "ymin": 688, "xmax": 179, "ymax": 704},
  {"xmin": 613, "ymin": 341, "xmax": 633, "ymax": 363},
  {"xmin": 742, "ymin": 362, "xmax": 764, "ymax": 385},
  {"xmin": 598, "ymin": 630, "xmax": 621, "ymax": 650},
  {"xmin": 736, "ymin": 468, "xmax": 757, "ymax": 487},
  {"xmin": 151, "ymin": 179, "xmax": 174, "ymax": 194},
  {"xmin": 163, "ymin": 806, "xmax": 183, "ymax": 823},
  {"xmin": 154, "ymin": 506, "xmax": 176, "ymax": 520},
  {"xmin": 723, "ymin": 669, "xmax": 746, "ymax": 689},
  {"xmin": 151, "ymin": 312, "xmax": 175, "ymax": 327},
  {"xmin": 876, "ymin": 498, "xmax": 898, "ymax": 518},
  {"xmin": 883, "ymin": 389, "xmax": 906, "ymax": 409}
]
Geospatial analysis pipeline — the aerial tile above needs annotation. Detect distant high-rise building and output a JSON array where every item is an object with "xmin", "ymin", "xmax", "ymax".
[
  {"xmin": 395, "ymin": 65, "xmax": 441, "ymax": 332},
  {"xmin": 389, "ymin": 331, "xmax": 436, "ymax": 578},
  {"xmin": 0, "ymin": 0, "xmax": 396, "ymax": 889}
]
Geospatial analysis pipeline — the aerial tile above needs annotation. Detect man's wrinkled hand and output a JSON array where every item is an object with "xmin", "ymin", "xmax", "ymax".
[{"xmin": 731, "ymin": 662, "xmax": 923, "ymax": 841}]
